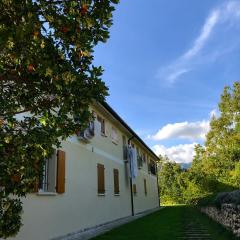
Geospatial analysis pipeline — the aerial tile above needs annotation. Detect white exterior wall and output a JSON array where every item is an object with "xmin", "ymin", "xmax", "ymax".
[
  {"xmin": 10, "ymin": 107, "xmax": 159, "ymax": 240},
  {"xmin": 132, "ymin": 168, "xmax": 159, "ymax": 214}
]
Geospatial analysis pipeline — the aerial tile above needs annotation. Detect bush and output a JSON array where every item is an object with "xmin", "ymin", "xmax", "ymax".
[
  {"xmin": 197, "ymin": 194, "xmax": 218, "ymax": 207},
  {"xmin": 214, "ymin": 190, "xmax": 240, "ymax": 208}
]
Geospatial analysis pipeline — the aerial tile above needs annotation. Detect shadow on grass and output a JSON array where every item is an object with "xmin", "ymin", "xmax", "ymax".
[{"xmin": 92, "ymin": 206, "xmax": 238, "ymax": 240}]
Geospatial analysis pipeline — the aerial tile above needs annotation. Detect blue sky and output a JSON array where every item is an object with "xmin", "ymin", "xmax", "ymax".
[{"xmin": 94, "ymin": 0, "xmax": 240, "ymax": 164}]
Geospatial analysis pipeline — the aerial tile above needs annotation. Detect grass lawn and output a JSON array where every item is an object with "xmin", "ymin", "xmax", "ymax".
[{"xmin": 92, "ymin": 206, "xmax": 238, "ymax": 240}]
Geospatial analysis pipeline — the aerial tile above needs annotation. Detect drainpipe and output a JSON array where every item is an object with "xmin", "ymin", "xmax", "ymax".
[{"xmin": 128, "ymin": 136, "xmax": 134, "ymax": 216}]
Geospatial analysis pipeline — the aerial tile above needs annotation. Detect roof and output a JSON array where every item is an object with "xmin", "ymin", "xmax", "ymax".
[{"xmin": 100, "ymin": 101, "xmax": 159, "ymax": 161}]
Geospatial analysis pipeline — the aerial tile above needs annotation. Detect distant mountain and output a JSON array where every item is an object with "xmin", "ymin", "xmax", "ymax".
[{"xmin": 181, "ymin": 163, "xmax": 192, "ymax": 169}]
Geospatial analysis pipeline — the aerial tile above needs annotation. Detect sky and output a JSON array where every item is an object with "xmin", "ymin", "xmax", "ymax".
[{"xmin": 94, "ymin": 0, "xmax": 240, "ymax": 164}]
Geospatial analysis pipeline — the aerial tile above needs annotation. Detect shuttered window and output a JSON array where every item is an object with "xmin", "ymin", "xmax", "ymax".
[
  {"xmin": 97, "ymin": 116, "xmax": 105, "ymax": 135},
  {"xmin": 133, "ymin": 184, "xmax": 137, "ymax": 195},
  {"xmin": 97, "ymin": 163, "xmax": 105, "ymax": 194},
  {"xmin": 32, "ymin": 165, "xmax": 40, "ymax": 193},
  {"xmin": 122, "ymin": 135, "xmax": 128, "ymax": 160},
  {"xmin": 111, "ymin": 127, "xmax": 119, "ymax": 144},
  {"xmin": 56, "ymin": 150, "xmax": 66, "ymax": 194},
  {"xmin": 32, "ymin": 149, "xmax": 65, "ymax": 194},
  {"xmin": 144, "ymin": 179, "xmax": 147, "ymax": 195},
  {"xmin": 113, "ymin": 169, "xmax": 120, "ymax": 195},
  {"xmin": 32, "ymin": 179, "xmax": 39, "ymax": 193}
]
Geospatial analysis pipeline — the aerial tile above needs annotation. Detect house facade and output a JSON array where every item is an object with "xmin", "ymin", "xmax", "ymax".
[{"xmin": 10, "ymin": 102, "xmax": 160, "ymax": 240}]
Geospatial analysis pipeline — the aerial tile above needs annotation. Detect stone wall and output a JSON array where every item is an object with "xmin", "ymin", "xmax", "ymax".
[{"xmin": 201, "ymin": 204, "xmax": 240, "ymax": 237}]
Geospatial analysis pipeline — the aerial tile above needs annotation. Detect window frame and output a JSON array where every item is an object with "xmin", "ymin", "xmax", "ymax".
[
  {"xmin": 132, "ymin": 183, "xmax": 137, "ymax": 195},
  {"xmin": 113, "ymin": 168, "xmax": 120, "ymax": 195},
  {"xmin": 144, "ymin": 178, "xmax": 147, "ymax": 196},
  {"xmin": 111, "ymin": 126, "xmax": 119, "ymax": 145},
  {"xmin": 97, "ymin": 163, "xmax": 105, "ymax": 195},
  {"xmin": 38, "ymin": 150, "xmax": 57, "ymax": 194},
  {"xmin": 97, "ymin": 115, "xmax": 106, "ymax": 136}
]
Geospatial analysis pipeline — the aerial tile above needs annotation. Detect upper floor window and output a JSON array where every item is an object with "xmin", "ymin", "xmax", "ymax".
[
  {"xmin": 148, "ymin": 160, "xmax": 157, "ymax": 175},
  {"xmin": 111, "ymin": 126, "xmax": 118, "ymax": 144},
  {"xmin": 97, "ymin": 115, "xmax": 106, "ymax": 136},
  {"xmin": 122, "ymin": 135, "xmax": 128, "ymax": 160},
  {"xmin": 142, "ymin": 153, "xmax": 146, "ymax": 163},
  {"xmin": 137, "ymin": 148, "xmax": 143, "ymax": 169}
]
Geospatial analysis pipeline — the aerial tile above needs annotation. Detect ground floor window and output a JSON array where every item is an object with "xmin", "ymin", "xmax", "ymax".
[
  {"xmin": 144, "ymin": 179, "xmax": 147, "ymax": 195},
  {"xmin": 97, "ymin": 163, "xmax": 105, "ymax": 194},
  {"xmin": 38, "ymin": 150, "xmax": 65, "ymax": 194},
  {"xmin": 133, "ymin": 183, "xmax": 137, "ymax": 195},
  {"xmin": 113, "ymin": 169, "xmax": 120, "ymax": 195}
]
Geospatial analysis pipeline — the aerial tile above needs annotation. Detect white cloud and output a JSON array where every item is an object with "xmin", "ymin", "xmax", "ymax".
[
  {"xmin": 152, "ymin": 143, "xmax": 197, "ymax": 164},
  {"xmin": 151, "ymin": 120, "xmax": 210, "ymax": 141},
  {"xmin": 183, "ymin": 10, "xmax": 220, "ymax": 60},
  {"xmin": 156, "ymin": 0, "xmax": 240, "ymax": 84},
  {"xmin": 150, "ymin": 109, "xmax": 219, "ymax": 164},
  {"xmin": 166, "ymin": 68, "xmax": 191, "ymax": 83},
  {"xmin": 209, "ymin": 108, "xmax": 218, "ymax": 118}
]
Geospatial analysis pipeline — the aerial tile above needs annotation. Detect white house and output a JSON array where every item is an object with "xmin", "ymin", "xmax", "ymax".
[{"xmin": 10, "ymin": 102, "xmax": 160, "ymax": 240}]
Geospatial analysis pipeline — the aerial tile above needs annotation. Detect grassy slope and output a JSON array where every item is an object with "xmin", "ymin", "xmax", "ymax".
[{"xmin": 92, "ymin": 206, "xmax": 238, "ymax": 240}]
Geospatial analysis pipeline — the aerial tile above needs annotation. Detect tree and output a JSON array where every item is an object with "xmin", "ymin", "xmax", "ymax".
[
  {"xmin": 0, "ymin": 0, "xmax": 119, "ymax": 238},
  {"xmin": 205, "ymin": 82, "xmax": 240, "ymax": 184},
  {"xmin": 158, "ymin": 160, "xmax": 184, "ymax": 204}
]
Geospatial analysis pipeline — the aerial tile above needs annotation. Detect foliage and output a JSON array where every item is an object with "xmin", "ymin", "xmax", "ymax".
[
  {"xmin": 214, "ymin": 190, "xmax": 240, "ymax": 209},
  {"xmin": 158, "ymin": 82, "xmax": 240, "ymax": 205},
  {"xmin": 204, "ymin": 82, "xmax": 240, "ymax": 184},
  {"xmin": 158, "ymin": 158, "xmax": 184, "ymax": 203},
  {"xmin": 0, "ymin": 0, "xmax": 119, "ymax": 238}
]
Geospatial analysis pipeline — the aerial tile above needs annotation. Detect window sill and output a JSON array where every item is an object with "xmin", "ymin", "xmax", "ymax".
[
  {"xmin": 114, "ymin": 193, "xmax": 120, "ymax": 196},
  {"xmin": 98, "ymin": 193, "xmax": 105, "ymax": 197},
  {"xmin": 37, "ymin": 191, "xmax": 57, "ymax": 196},
  {"xmin": 112, "ymin": 140, "xmax": 118, "ymax": 145}
]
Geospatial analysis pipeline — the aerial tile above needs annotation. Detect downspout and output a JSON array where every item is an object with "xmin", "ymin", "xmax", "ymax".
[{"xmin": 128, "ymin": 136, "xmax": 135, "ymax": 216}]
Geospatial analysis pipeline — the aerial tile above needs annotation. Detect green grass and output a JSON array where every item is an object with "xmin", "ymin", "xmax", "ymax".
[{"xmin": 92, "ymin": 206, "xmax": 238, "ymax": 240}]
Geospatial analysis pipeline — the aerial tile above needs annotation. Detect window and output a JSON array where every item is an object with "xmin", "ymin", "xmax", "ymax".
[
  {"xmin": 111, "ymin": 126, "xmax": 119, "ymax": 144},
  {"xmin": 144, "ymin": 179, "xmax": 147, "ymax": 195},
  {"xmin": 56, "ymin": 150, "xmax": 66, "ymax": 193},
  {"xmin": 97, "ymin": 163, "xmax": 105, "ymax": 194},
  {"xmin": 136, "ymin": 147, "xmax": 139, "ymax": 157},
  {"xmin": 97, "ymin": 115, "xmax": 105, "ymax": 135},
  {"xmin": 147, "ymin": 158, "xmax": 151, "ymax": 173},
  {"xmin": 142, "ymin": 153, "xmax": 146, "ymax": 163},
  {"xmin": 38, "ymin": 150, "xmax": 66, "ymax": 194},
  {"xmin": 122, "ymin": 135, "xmax": 128, "ymax": 160},
  {"xmin": 132, "ymin": 184, "xmax": 137, "ymax": 195},
  {"xmin": 39, "ymin": 150, "xmax": 56, "ymax": 192},
  {"xmin": 113, "ymin": 169, "xmax": 120, "ymax": 195},
  {"xmin": 148, "ymin": 160, "xmax": 157, "ymax": 175},
  {"xmin": 137, "ymin": 148, "xmax": 143, "ymax": 169}
]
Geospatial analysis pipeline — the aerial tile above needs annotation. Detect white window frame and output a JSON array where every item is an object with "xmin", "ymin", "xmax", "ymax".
[
  {"xmin": 38, "ymin": 150, "xmax": 57, "ymax": 194},
  {"xmin": 111, "ymin": 126, "xmax": 118, "ymax": 144},
  {"xmin": 97, "ymin": 115, "xmax": 106, "ymax": 136}
]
